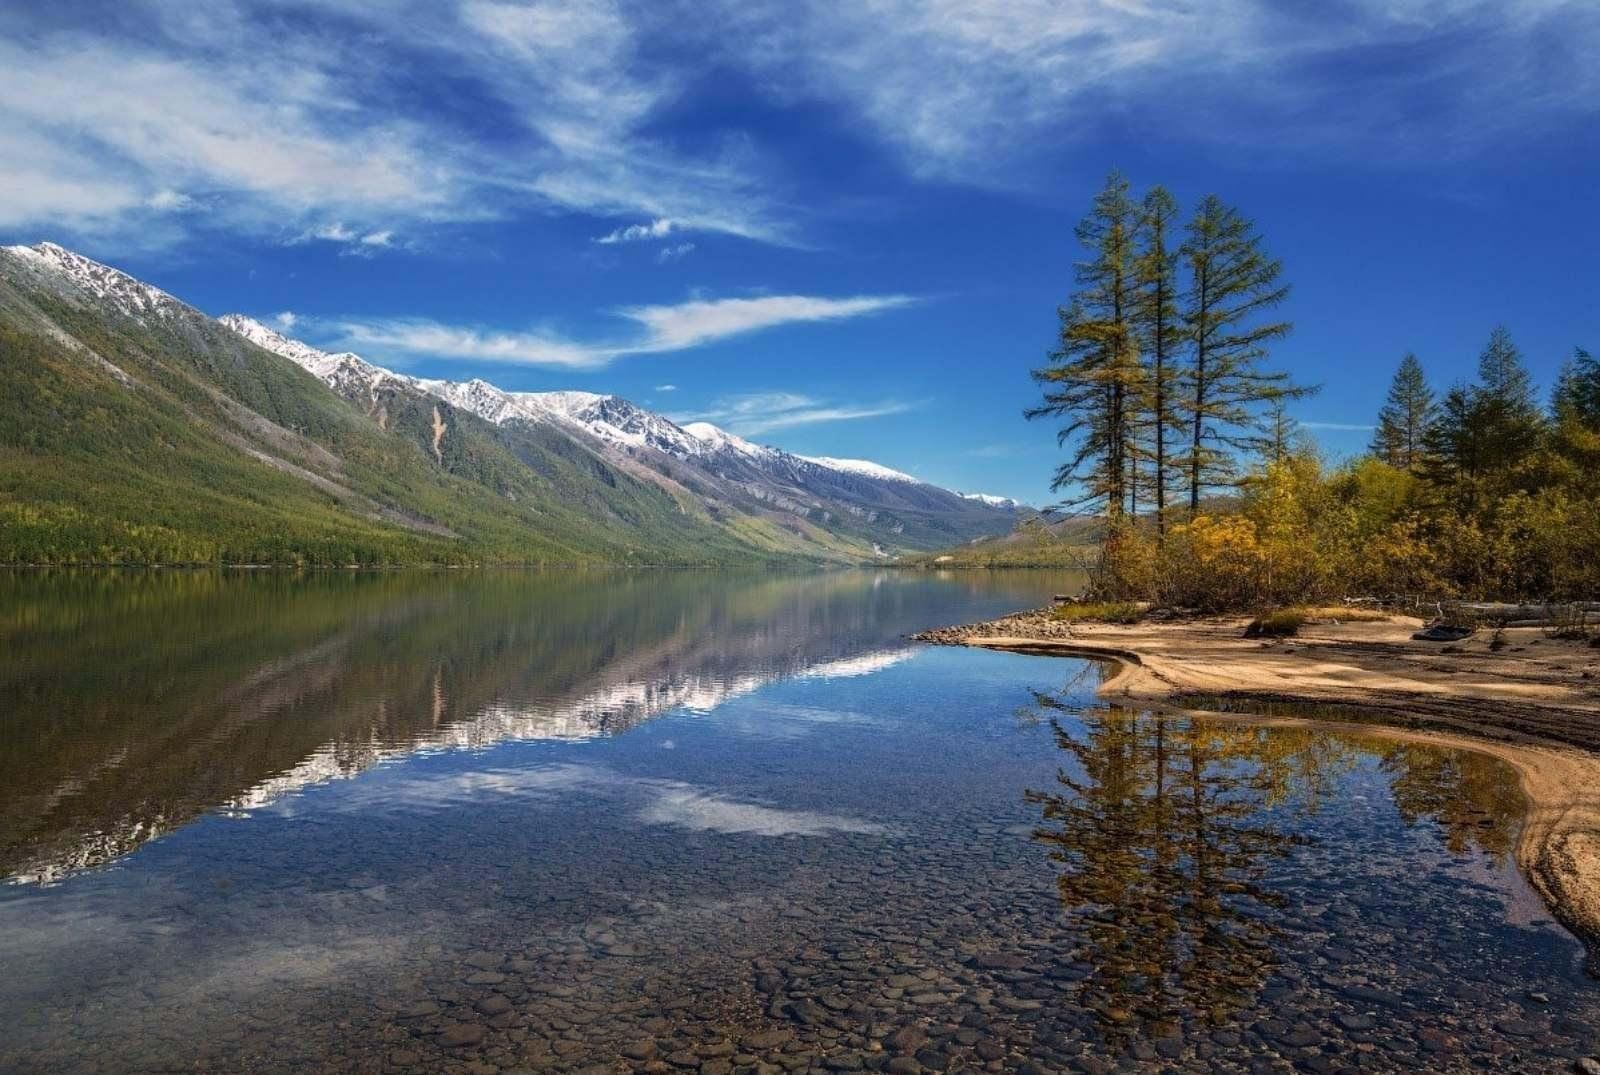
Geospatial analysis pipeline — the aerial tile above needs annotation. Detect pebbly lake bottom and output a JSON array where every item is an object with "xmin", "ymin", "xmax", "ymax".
[{"xmin": 2, "ymin": 572, "xmax": 1598, "ymax": 1075}]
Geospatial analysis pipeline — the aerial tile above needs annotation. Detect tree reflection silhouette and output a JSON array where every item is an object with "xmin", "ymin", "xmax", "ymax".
[
  {"xmin": 1377, "ymin": 742, "xmax": 1523, "ymax": 860},
  {"xmin": 1024, "ymin": 692, "xmax": 1529, "ymax": 1045},
  {"xmin": 1025, "ymin": 698, "xmax": 1327, "ymax": 1039}
]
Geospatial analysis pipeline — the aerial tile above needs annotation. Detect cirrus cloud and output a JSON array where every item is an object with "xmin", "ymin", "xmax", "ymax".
[
  {"xmin": 674, "ymin": 392, "xmax": 918, "ymax": 435},
  {"xmin": 331, "ymin": 292, "xmax": 918, "ymax": 369}
]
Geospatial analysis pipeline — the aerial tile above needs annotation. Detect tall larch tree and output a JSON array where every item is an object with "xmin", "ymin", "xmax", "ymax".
[
  {"xmin": 1029, "ymin": 172, "xmax": 1145, "ymax": 517},
  {"xmin": 1370, "ymin": 353, "xmax": 1436, "ymax": 470},
  {"xmin": 1132, "ymin": 185, "xmax": 1183, "ymax": 535},
  {"xmin": 1176, "ymin": 195, "xmax": 1305, "ymax": 512}
]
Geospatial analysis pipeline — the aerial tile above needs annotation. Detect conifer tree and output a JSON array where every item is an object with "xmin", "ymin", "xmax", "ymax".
[
  {"xmin": 1176, "ymin": 195, "xmax": 1305, "ymax": 511},
  {"xmin": 1029, "ymin": 172, "xmax": 1145, "ymax": 516},
  {"xmin": 1470, "ymin": 325, "xmax": 1544, "ymax": 471},
  {"xmin": 1552, "ymin": 347, "xmax": 1600, "ymax": 428},
  {"xmin": 1132, "ymin": 186, "xmax": 1183, "ymax": 534},
  {"xmin": 1370, "ymin": 353, "xmax": 1436, "ymax": 470},
  {"xmin": 1423, "ymin": 328, "xmax": 1545, "ymax": 496}
]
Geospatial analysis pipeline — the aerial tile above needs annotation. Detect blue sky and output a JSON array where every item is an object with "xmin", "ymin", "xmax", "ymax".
[{"xmin": 3, "ymin": 1, "xmax": 1597, "ymax": 505}]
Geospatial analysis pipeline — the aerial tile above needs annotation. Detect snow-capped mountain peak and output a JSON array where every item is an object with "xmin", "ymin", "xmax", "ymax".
[
  {"xmin": 219, "ymin": 315, "xmax": 365, "ymax": 379},
  {"xmin": 798, "ymin": 456, "xmax": 922, "ymax": 485},
  {"xmin": 212, "ymin": 315, "xmax": 1008, "ymax": 516},
  {"xmin": 219, "ymin": 314, "xmax": 407, "ymax": 399},
  {"xmin": 682, "ymin": 422, "xmax": 770, "ymax": 460},
  {"xmin": 5, "ymin": 241, "xmax": 191, "ymax": 322}
]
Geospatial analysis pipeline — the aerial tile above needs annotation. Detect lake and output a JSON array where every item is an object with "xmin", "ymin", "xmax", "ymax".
[{"xmin": 1, "ymin": 569, "xmax": 1597, "ymax": 1075}]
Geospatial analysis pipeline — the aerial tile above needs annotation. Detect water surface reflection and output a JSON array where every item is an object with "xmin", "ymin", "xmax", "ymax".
[
  {"xmin": 0, "ymin": 568, "xmax": 1081, "ymax": 883},
  {"xmin": 1024, "ymin": 699, "xmax": 1529, "ymax": 1051},
  {"xmin": 1, "ymin": 576, "xmax": 1595, "ymax": 1075}
]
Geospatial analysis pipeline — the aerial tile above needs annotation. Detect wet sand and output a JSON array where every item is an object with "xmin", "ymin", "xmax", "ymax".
[{"xmin": 916, "ymin": 608, "xmax": 1600, "ymax": 964}]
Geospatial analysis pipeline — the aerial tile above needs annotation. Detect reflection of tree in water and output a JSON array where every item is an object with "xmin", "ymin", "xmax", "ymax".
[
  {"xmin": 1376, "ymin": 742, "xmax": 1523, "ymax": 860},
  {"xmin": 1024, "ymin": 698, "xmax": 1345, "ymax": 1040}
]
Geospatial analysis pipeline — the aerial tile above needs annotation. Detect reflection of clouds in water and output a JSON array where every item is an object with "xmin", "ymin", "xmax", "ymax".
[
  {"xmin": 637, "ymin": 786, "xmax": 887, "ymax": 837},
  {"xmin": 223, "ymin": 649, "xmax": 916, "ymax": 818},
  {"xmin": 720, "ymin": 702, "xmax": 877, "ymax": 741},
  {"xmin": 283, "ymin": 763, "xmax": 888, "ymax": 838},
  {"xmin": 796, "ymin": 648, "xmax": 917, "ymax": 680}
]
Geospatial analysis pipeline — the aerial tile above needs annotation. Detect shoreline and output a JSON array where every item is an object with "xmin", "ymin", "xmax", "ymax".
[{"xmin": 916, "ymin": 608, "xmax": 1600, "ymax": 968}]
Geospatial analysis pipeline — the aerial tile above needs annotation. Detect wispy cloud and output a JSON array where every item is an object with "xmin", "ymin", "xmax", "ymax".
[
  {"xmin": 336, "ymin": 320, "xmax": 603, "ymax": 369},
  {"xmin": 676, "ymin": 392, "xmax": 916, "ymax": 436},
  {"xmin": 656, "ymin": 242, "xmax": 696, "ymax": 263},
  {"xmin": 4, "ymin": 1, "xmax": 1592, "ymax": 252},
  {"xmin": 291, "ymin": 222, "xmax": 401, "ymax": 256},
  {"xmin": 0, "ymin": 2, "xmax": 790, "ymax": 249},
  {"xmin": 619, "ymin": 294, "xmax": 916, "ymax": 352},
  {"xmin": 595, "ymin": 218, "xmax": 675, "ymax": 244},
  {"xmin": 655, "ymin": 384, "xmax": 678, "ymax": 392},
  {"xmin": 333, "ymin": 292, "xmax": 916, "ymax": 369},
  {"xmin": 712, "ymin": 0, "xmax": 1600, "ymax": 178}
]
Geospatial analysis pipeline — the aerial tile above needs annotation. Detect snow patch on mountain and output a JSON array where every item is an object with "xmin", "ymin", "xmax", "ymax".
[
  {"xmin": 960, "ymin": 492, "xmax": 1021, "ymax": 509},
  {"xmin": 682, "ymin": 422, "xmax": 773, "ymax": 461},
  {"xmin": 219, "ymin": 315, "xmax": 408, "ymax": 400},
  {"xmin": 798, "ymin": 456, "xmax": 922, "ymax": 485},
  {"xmin": 5, "ymin": 242, "xmax": 191, "ymax": 322}
]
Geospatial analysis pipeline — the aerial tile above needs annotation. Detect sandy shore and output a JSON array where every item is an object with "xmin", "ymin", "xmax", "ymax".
[{"xmin": 916, "ymin": 607, "xmax": 1600, "ymax": 965}]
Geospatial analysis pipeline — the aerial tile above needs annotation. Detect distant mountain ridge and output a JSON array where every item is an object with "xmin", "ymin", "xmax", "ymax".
[
  {"xmin": 220, "ymin": 314, "xmax": 1001, "ymax": 501},
  {"xmin": 0, "ymin": 241, "xmax": 1023, "ymax": 565}
]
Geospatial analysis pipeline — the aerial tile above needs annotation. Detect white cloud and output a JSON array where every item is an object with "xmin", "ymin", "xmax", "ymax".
[
  {"xmin": 336, "ymin": 320, "xmax": 605, "ymax": 369},
  {"xmin": 655, "ymin": 384, "xmax": 678, "ymax": 392},
  {"xmin": 676, "ymin": 392, "xmax": 916, "ymax": 435},
  {"xmin": 290, "ymin": 223, "xmax": 401, "ymax": 255},
  {"xmin": 334, "ymin": 291, "xmax": 915, "ymax": 368},
  {"xmin": 145, "ymin": 189, "xmax": 196, "ymax": 212},
  {"xmin": 656, "ymin": 242, "xmax": 696, "ymax": 263},
  {"xmin": 710, "ymin": 0, "xmax": 1600, "ymax": 178},
  {"xmin": 272, "ymin": 311, "xmax": 299, "ymax": 331},
  {"xmin": 0, "ymin": 2, "xmax": 789, "ymax": 250},
  {"xmin": 617, "ymin": 294, "xmax": 916, "ymax": 353},
  {"xmin": 5, "ymin": 0, "xmax": 1590, "ymax": 252},
  {"xmin": 1301, "ymin": 421, "xmax": 1376, "ymax": 431},
  {"xmin": 596, "ymin": 218, "xmax": 675, "ymax": 244}
]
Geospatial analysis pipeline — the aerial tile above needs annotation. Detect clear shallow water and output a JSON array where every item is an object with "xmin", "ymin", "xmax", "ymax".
[{"xmin": 1, "ymin": 570, "xmax": 1597, "ymax": 1075}]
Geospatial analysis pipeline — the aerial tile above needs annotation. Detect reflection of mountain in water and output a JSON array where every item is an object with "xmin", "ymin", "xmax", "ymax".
[
  {"xmin": 1023, "ymin": 695, "xmax": 1525, "ymax": 1043},
  {"xmin": 1, "ymin": 569, "xmax": 1050, "ymax": 885}
]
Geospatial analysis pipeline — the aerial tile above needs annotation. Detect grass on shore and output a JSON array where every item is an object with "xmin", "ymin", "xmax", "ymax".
[
  {"xmin": 1244, "ymin": 608, "xmax": 1309, "ymax": 638},
  {"xmin": 1050, "ymin": 600, "xmax": 1146, "ymax": 624}
]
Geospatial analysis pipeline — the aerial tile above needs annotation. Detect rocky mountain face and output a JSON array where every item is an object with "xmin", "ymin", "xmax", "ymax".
[{"xmin": 1, "ymin": 242, "xmax": 1020, "ymax": 564}]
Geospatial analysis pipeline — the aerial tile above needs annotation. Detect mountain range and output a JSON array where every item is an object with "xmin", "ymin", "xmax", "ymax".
[{"xmin": 0, "ymin": 242, "xmax": 1022, "ymax": 565}]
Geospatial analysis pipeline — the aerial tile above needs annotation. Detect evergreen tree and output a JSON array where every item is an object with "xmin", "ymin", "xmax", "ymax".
[
  {"xmin": 1370, "ymin": 353, "xmax": 1436, "ymax": 470},
  {"xmin": 1552, "ymin": 346, "xmax": 1600, "ymax": 428},
  {"xmin": 1470, "ymin": 325, "xmax": 1544, "ymax": 471},
  {"xmin": 1029, "ymin": 172, "xmax": 1145, "ymax": 516},
  {"xmin": 1421, "ymin": 384, "xmax": 1480, "ymax": 487},
  {"xmin": 1262, "ymin": 401, "xmax": 1300, "ymax": 466},
  {"xmin": 1132, "ymin": 186, "xmax": 1183, "ymax": 534},
  {"xmin": 1176, "ymin": 195, "xmax": 1306, "ymax": 511}
]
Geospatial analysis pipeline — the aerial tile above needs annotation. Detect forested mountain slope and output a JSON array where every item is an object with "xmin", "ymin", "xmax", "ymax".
[{"xmin": 0, "ymin": 244, "xmax": 1017, "ymax": 565}]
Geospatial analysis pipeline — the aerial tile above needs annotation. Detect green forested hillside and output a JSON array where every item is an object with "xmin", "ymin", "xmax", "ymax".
[{"xmin": 0, "ymin": 270, "xmax": 807, "ymax": 566}]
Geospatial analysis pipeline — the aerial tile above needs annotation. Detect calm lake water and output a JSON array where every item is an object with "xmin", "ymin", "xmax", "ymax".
[{"xmin": 1, "ymin": 569, "xmax": 1597, "ymax": 1075}]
